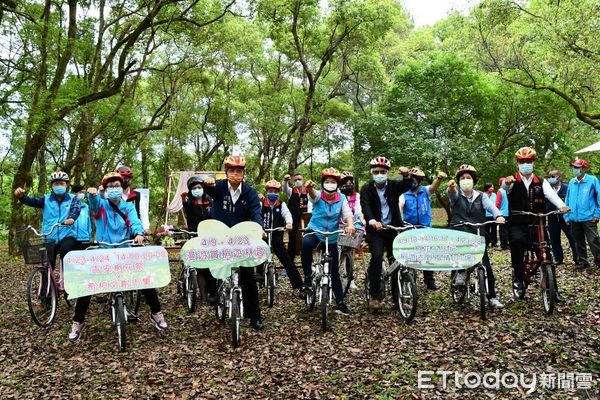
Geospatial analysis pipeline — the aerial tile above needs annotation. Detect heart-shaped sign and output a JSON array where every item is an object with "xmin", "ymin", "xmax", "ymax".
[{"xmin": 180, "ymin": 220, "xmax": 270, "ymax": 279}]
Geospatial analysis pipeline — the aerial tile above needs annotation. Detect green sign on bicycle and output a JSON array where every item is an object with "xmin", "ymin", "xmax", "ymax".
[
  {"xmin": 393, "ymin": 228, "xmax": 485, "ymax": 271},
  {"xmin": 180, "ymin": 220, "xmax": 270, "ymax": 279},
  {"xmin": 63, "ymin": 246, "xmax": 171, "ymax": 299}
]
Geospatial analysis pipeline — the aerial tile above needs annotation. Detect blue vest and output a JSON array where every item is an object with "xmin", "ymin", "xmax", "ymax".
[
  {"xmin": 307, "ymin": 191, "xmax": 346, "ymax": 243},
  {"xmin": 74, "ymin": 202, "xmax": 92, "ymax": 241},
  {"xmin": 485, "ymin": 192, "xmax": 497, "ymax": 217},
  {"xmin": 42, "ymin": 193, "xmax": 77, "ymax": 242},
  {"xmin": 402, "ymin": 186, "xmax": 432, "ymax": 227},
  {"xmin": 497, "ymin": 188, "xmax": 509, "ymax": 217}
]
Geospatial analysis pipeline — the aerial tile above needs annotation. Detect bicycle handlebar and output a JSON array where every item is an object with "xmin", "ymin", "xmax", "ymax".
[
  {"xmin": 24, "ymin": 223, "xmax": 65, "ymax": 237},
  {"xmin": 169, "ymin": 227, "xmax": 198, "ymax": 236},
  {"xmin": 264, "ymin": 227, "xmax": 287, "ymax": 232},
  {"xmin": 451, "ymin": 220, "xmax": 500, "ymax": 228},
  {"xmin": 86, "ymin": 239, "xmax": 135, "ymax": 249},
  {"xmin": 383, "ymin": 223, "xmax": 427, "ymax": 231},
  {"xmin": 300, "ymin": 229, "xmax": 345, "ymax": 236},
  {"xmin": 511, "ymin": 210, "xmax": 564, "ymax": 217}
]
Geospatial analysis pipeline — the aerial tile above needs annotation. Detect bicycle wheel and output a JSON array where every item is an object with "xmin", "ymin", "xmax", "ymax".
[
  {"xmin": 339, "ymin": 250, "xmax": 353, "ymax": 297},
  {"xmin": 363, "ymin": 272, "xmax": 371, "ymax": 304},
  {"xmin": 321, "ymin": 284, "xmax": 329, "ymax": 332},
  {"xmin": 27, "ymin": 268, "xmax": 57, "ymax": 327},
  {"xmin": 215, "ymin": 290, "xmax": 227, "ymax": 324},
  {"xmin": 231, "ymin": 291, "xmax": 241, "ymax": 348},
  {"xmin": 450, "ymin": 271, "xmax": 466, "ymax": 305},
  {"xmin": 541, "ymin": 264, "xmax": 555, "ymax": 316},
  {"xmin": 266, "ymin": 265, "xmax": 275, "ymax": 308},
  {"xmin": 306, "ymin": 268, "xmax": 317, "ymax": 311},
  {"xmin": 477, "ymin": 267, "xmax": 487, "ymax": 321},
  {"xmin": 113, "ymin": 295, "xmax": 127, "ymax": 351},
  {"xmin": 177, "ymin": 265, "xmax": 186, "ymax": 300},
  {"xmin": 396, "ymin": 270, "xmax": 418, "ymax": 323},
  {"xmin": 186, "ymin": 269, "xmax": 198, "ymax": 313}
]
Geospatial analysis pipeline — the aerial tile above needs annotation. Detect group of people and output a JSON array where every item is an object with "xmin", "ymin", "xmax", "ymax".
[{"xmin": 14, "ymin": 146, "xmax": 600, "ymax": 342}]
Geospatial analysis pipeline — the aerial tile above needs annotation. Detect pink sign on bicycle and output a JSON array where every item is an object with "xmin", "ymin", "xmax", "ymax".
[{"xmin": 63, "ymin": 246, "xmax": 171, "ymax": 299}]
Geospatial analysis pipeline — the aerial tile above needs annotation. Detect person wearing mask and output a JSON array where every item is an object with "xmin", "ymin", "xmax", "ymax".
[
  {"xmin": 71, "ymin": 184, "xmax": 92, "ymax": 245},
  {"xmin": 115, "ymin": 165, "xmax": 150, "ymax": 234},
  {"xmin": 546, "ymin": 170, "xmax": 578, "ymax": 270},
  {"xmin": 282, "ymin": 172, "xmax": 312, "ymax": 261},
  {"xmin": 483, "ymin": 182, "xmax": 498, "ymax": 248},
  {"xmin": 495, "ymin": 178, "xmax": 510, "ymax": 249}
]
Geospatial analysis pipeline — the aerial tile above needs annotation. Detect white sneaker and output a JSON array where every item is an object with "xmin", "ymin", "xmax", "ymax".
[
  {"xmin": 68, "ymin": 321, "xmax": 85, "ymax": 341},
  {"xmin": 349, "ymin": 280, "xmax": 358, "ymax": 290},
  {"xmin": 150, "ymin": 312, "xmax": 168, "ymax": 331},
  {"xmin": 455, "ymin": 271, "xmax": 467, "ymax": 286},
  {"xmin": 488, "ymin": 298, "xmax": 504, "ymax": 309}
]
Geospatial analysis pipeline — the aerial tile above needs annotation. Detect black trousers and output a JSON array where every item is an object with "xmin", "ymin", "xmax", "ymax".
[
  {"xmin": 499, "ymin": 220, "xmax": 509, "ymax": 248},
  {"xmin": 240, "ymin": 267, "xmax": 261, "ymax": 320},
  {"xmin": 485, "ymin": 217, "xmax": 498, "ymax": 247},
  {"xmin": 287, "ymin": 216, "xmax": 301, "ymax": 260},
  {"xmin": 49, "ymin": 236, "xmax": 82, "ymax": 270},
  {"xmin": 570, "ymin": 221, "xmax": 600, "ymax": 265},
  {"xmin": 73, "ymin": 288, "xmax": 161, "ymax": 323}
]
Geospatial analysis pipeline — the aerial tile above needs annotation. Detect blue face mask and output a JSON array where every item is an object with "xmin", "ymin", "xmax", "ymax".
[
  {"xmin": 547, "ymin": 177, "xmax": 558, "ymax": 185},
  {"xmin": 572, "ymin": 168, "xmax": 582, "ymax": 178},
  {"xmin": 106, "ymin": 187, "xmax": 123, "ymax": 201},
  {"xmin": 518, "ymin": 163, "xmax": 534, "ymax": 175},
  {"xmin": 267, "ymin": 193, "xmax": 279, "ymax": 203},
  {"xmin": 191, "ymin": 188, "xmax": 204, "ymax": 198},
  {"xmin": 373, "ymin": 173, "xmax": 388, "ymax": 184},
  {"xmin": 76, "ymin": 193, "xmax": 85, "ymax": 201},
  {"xmin": 52, "ymin": 186, "xmax": 67, "ymax": 196}
]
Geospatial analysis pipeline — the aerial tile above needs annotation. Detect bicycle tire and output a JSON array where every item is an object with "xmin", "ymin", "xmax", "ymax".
[
  {"xmin": 114, "ymin": 295, "xmax": 127, "ymax": 351},
  {"xmin": 396, "ymin": 270, "xmax": 418, "ymax": 323},
  {"xmin": 187, "ymin": 269, "xmax": 198, "ymax": 313},
  {"xmin": 215, "ymin": 291, "xmax": 227, "ymax": 323},
  {"xmin": 27, "ymin": 268, "xmax": 57, "ymax": 328},
  {"xmin": 321, "ymin": 283, "xmax": 329, "ymax": 332},
  {"xmin": 231, "ymin": 291, "xmax": 241, "ymax": 348},
  {"xmin": 266, "ymin": 265, "xmax": 275, "ymax": 308},
  {"xmin": 541, "ymin": 264, "xmax": 555, "ymax": 316},
  {"xmin": 450, "ymin": 271, "xmax": 467, "ymax": 305},
  {"xmin": 339, "ymin": 250, "xmax": 353, "ymax": 297},
  {"xmin": 477, "ymin": 267, "xmax": 486, "ymax": 321}
]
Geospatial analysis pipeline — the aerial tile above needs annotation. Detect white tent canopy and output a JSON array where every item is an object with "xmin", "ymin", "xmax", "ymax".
[
  {"xmin": 576, "ymin": 141, "xmax": 600, "ymax": 154},
  {"xmin": 164, "ymin": 171, "xmax": 222, "ymax": 226}
]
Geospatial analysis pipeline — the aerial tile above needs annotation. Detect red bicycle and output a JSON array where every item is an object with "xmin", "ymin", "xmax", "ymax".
[
  {"xmin": 511, "ymin": 210, "xmax": 562, "ymax": 315},
  {"xmin": 18, "ymin": 224, "xmax": 73, "ymax": 327}
]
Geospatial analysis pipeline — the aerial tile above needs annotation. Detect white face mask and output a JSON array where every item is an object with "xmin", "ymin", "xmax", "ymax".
[
  {"xmin": 459, "ymin": 179, "xmax": 474, "ymax": 191},
  {"xmin": 323, "ymin": 183, "xmax": 337, "ymax": 193},
  {"xmin": 294, "ymin": 179, "xmax": 303, "ymax": 188}
]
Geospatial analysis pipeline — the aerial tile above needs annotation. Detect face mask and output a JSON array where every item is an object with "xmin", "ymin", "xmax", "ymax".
[
  {"xmin": 52, "ymin": 186, "xmax": 67, "ymax": 196},
  {"xmin": 572, "ymin": 168, "xmax": 582, "ymax": 178},
  {"xmin": 267, "ymin": 193, "xmax": 279, "ymax": 202},
  {"xmin": 373, "ymin": 173, "xmax": 387, "ymax": 185},
  {"xmin": 191, "ymin": 188, "xmax": 204, "ymax": 198},
  {"xmin": 323, "ymin": 183, "xmax": 337, "ymax": 193},
  {"xmin": 518, "ymin": 163, "xmax": 534, "ymax": 175},
  {"xmin": 106, "ymin": 187, "xmax": 123, "ymax": 201},
  {"xmin": 340, "ymin": 184, "xmax": 354, "ymax": 195},
  {"xmin": 411, "ymin": 180, "xmax": 421, "ymax": 190},
  {"xmin": 294, "ymin": 180, "xmax": 303, "ymax": 188},
  {"xmin": 548, "ymin": 177, "xmax": 558, "ymax": 185},
  {"xmin": 76, "ymin": 193, "xmax": 85, "ymax": 201},
  {"xmin": 459, "ymin": 179, "xmax": 474, "ymax": 191}
]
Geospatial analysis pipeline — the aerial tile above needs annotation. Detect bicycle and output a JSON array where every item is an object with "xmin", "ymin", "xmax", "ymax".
[
  {"xmin": 449, "ymin": 221, "xmax": 497, "ymax": 321},
  {"xmin": 364, "ymin": 224, "xmax": 423, "ymax": 323},
  {"xmin": 84, "ymin": 239, "xmax": 142, "ymax": 351},
  {"xmin": 263, "ymin": 227, "xmax": 286, "ymax": 308},
  {"xmin": 168, "ymin": 227, "xmax": 202, "ymax": 313},
  {"xmin": 338, "ymin": 229, "xmax": 364, "ymax": 297},
  {"xmin": 18, "ymin": 224, "xmax": 74, "ymax": 327},
  {"xmin": 511, "ymin": 210, "xmax": 561, "ymax": 315},
  {"xmin": 215, "ymin": 266, "xmax": 244, "ymax": 348},
  {"xmin": 302, "ymin": 229, "xmax": 345, "ymax": 332}
]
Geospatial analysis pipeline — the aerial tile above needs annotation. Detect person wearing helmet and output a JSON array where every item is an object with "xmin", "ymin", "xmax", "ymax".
[
  {"xmin": 360, "ymin": 156, "xmax": 413, "ymax": 312},
  {"xmin": 14, "ymin": 170, "xmax": 82, "ymax": 270},
  {"xmin": 71, "ymin": 184, "xmax": 92, "ymax": 244},
  {"xmin": 180, "ymin": 175, "xmax": 216, "ymax": 302},
  {"xmin": 302, "ymin": 167, "xmax": 356, "ymax": 315},
  {"xmin": 282, "ymin": 172, "xmax": 312, "ymax": 260},
  {"xmin": 495, "ymin": 178, "xmax": 510, "ymax": 249},
  {"xmin": 202, "ymin": 155, "xmax": 265, "ymax": 330},
  {"xmin": 564, "ymin": 159, "xmax": 600, "ymax": 270},
  {"xmin": 399, "ymin": 167, "xmax": 447, "ymax": 290},
  {"xmin": 68, "ymin": 172, "xmax": 168, "ymax": 341},
  {"xmin": 546, "ymin": 169, "xmax": 578, "ymax": 267},
  {"xmin": 115, "ymin": 165, "xmax": 150, "ymax": 234},
  {"xmin": 502, "ymin": 147, "xmax": 570, "ymax": 297},
  {"xmin": 447, "ymin": 164, "xmax": 506, "ymax": 309},
  {"xmin": 339, "ymin": 171, "xmax": 366, "ymax": 227},
  {"xmin": 259, "ymin": 179, "xmax": 303, "ymax": 291},
  {"xmin": 482, "ymin": 182, "xmax": 498, "ymax": 248}
]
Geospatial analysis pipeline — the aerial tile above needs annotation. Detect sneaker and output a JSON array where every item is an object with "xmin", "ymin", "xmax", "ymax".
[
  {"xmin": 150, "ymin": 312, "xmax": 168, "ymax": 331},
  {"xmin": 349, "ymin": 280, "xmax": 358, "ymax": 290},
  {"xmin": 335, "ymin": 302, "xmax": 352, "ymax": 316},
  {"xmin": 426, "ymin": 281, "xmax": 438, "ymax": 291},
  {"xmin": 488, "ymin": 298, "xmax": 504, "ymax": 309},
  {"xmin": 454, "ymin": 271, "xmax": 467, "ymax": 286},
  {"xmin": 251, "ymin": 318, "xmax": 264, "ymax": 330},
  {"xmin": 368, "ymin": 298, "xmax": 381, "ymax": 312},
  {"xmin": 68, "ymin": 321, "xmax": 85, "ymax": 341}
]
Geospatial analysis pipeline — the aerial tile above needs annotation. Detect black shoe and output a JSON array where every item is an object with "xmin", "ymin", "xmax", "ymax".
[
  {"xmin": 251, "ymin": 318, "xmax": 264, "ymax": 330},
  {"xmin": 575, "ymin": 262, "xmax": 591, "ymax": 270},
  {"xmin": 512, "ymin": 279, "xmax": 525, "ymax": 292},
  {"xmin": 554, "ymin": 292, "xmax": 566, "ymax": 302},
  {"xmin": 335, "ymin": 302, "xmax": 351, "ymax": 316},
  {"xmin": 254, "ymin": 272, "xmax": 263, "ymax": 282},
  {"xmin": 425, "ymin": 281, "xmax": 438, "ymax": 291},
  {"xmin": 206, "ymin": 293, "xmax": 218, "ymax": 305}
]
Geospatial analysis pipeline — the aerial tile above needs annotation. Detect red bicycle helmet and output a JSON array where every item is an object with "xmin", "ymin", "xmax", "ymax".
[
  {"xmin": 369, "ymin": 156, "xmax": 391, "ymax": 170},
  {"xmin": 102, "ymin": 172, "xmax": 124, "ymax": 187},
  {"xmin": 515, "ymin": 147, "xmax": 537, "ymax": 161},
  {"xmin": 321, "ymin": 167, "xmax": 341, "ymax": 182},
  {"xmin": 571, "ymin": 158, "xmax": 589, "ymax": 169},
  {"xmin": 115, "ymin": 165, "xmax": 133, "ymax": 179},
  {"xmin": 224, "ymin": 155, "xmax": 246, "ymax": 169}
]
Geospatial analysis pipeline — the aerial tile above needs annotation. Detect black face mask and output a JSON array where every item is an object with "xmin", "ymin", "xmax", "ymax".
[
  {"xmin": 122, "ymin": 179, "xmax": 130, "ymax": 189},
  {"xmin": 340, "ymin": 184, "xmax": 354, "ymax": 195}
]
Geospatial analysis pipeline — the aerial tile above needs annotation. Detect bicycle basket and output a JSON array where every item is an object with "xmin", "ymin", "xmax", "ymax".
[
  {"xmin": 338, "ymin": 231, "xmax": 364, "ymax": 249},
  {"xmin": 21, "ymin": 238, "xmax": 55, "ymax": 265}
]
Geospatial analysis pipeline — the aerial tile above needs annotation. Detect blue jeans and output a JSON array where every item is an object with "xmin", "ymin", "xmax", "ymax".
[
  {"xmin": 301, "ymin": 235, "xmax": 343, "ymax": 303},
  {"xmin": 548, "ymin": 214, "xmax": 578, "ymax": 263}
]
